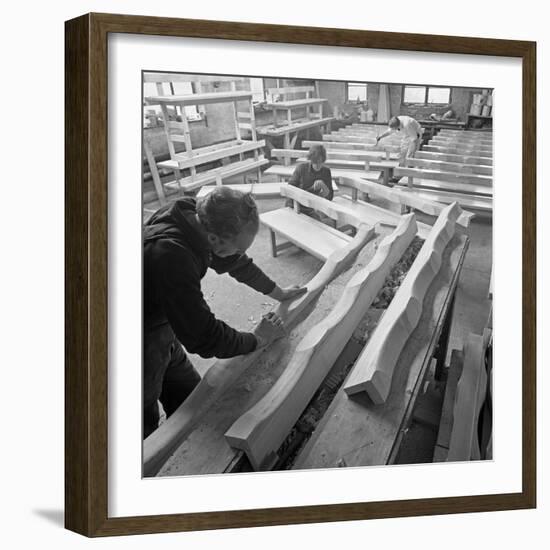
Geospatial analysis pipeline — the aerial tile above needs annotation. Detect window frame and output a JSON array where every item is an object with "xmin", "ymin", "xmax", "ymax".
[
  {"xmin": 402, "ymin": 85, "xmax": 451, "ymax": 106},
  {"xmin": 346, "ymin": 82, "xmax": 368, "ymax": 102}
]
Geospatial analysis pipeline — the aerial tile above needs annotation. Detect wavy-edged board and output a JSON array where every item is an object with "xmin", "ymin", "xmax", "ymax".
[
  {"xmin": 224, "ymin": 215, "xmax": 418, "ymax": 470},
  {"xmin": 142, "ymin": 222, "xmax": 375, "ymax": 476},
  {"xmin": 447, "ymin": 332, "xmax": 488, "ymax": 462},
  {"xmin": 343, "ymin": 202, "xmax": 461, "ymax": 403},
  {"xmin": 337, "ymin": 176, "xmax": 474, "ymax": 228}
]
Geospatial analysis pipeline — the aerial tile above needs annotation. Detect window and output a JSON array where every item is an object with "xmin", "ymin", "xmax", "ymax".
[
  {"xmin": 427, "ymin": 87, "xmax": 451, "ymax": 104},
  {"xmin": 249, "ymin": 78, "xmax": 265, "ymax": 103},
  {"xmin": 143, "ymin": 81, "xmax": 201, "ymax": 126},
  {"xmin": 403, "ymin": 85, "xmax": 451, "ymax": 105},
  {"xmin": 347, "ymin": 82, "xmax": 368, "ymax": 102}
]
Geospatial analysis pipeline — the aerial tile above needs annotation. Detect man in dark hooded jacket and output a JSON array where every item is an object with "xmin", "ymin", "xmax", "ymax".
[{"xmin": 143, "ymin": 192, "xmax": 304, "ymax": 438}]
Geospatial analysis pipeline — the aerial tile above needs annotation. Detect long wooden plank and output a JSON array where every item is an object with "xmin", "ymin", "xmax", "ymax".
[
  {"xmin": 267, "ymin": 85, "xmax": 315, "ymax": 96},
  {"xmin": 446, "ymin": 333, "xmax": 486, "ymax": 461},
  {"xmin": 161, "ymin": 140, "xmax": 265, "ymax": 170},
  {"xmin": 294, "ymin": 232, "xmax": 469, "ymax": 469},
  {"xmin": 196, "ymin": 182, "xmax": 285, "ymax": 199},
  {"xmin": 256, "ymin": 117, "xmax": 334, "ymax": 137},
  {"xmin": 273, "ymin": 148, "xmax": 386, "ymax": 163},
  {"xmin": 163, "ymin": 157, "xmax": 269, "ymax": 192},
  {"xmin": 142, "ymin": 223, "xmax": 375, "ymax": 476},
  {"xmin": 394, "ymin": 167, "xmax": 492, "ymax": 187},
  {"xmin": 407, "ymin": 157, "xmax": 492, "ymax": 176},
  {"xmin": 397, "ymin": 177, "xmax": 493, "ymax": 197},
  {"xmin": 423, "ymin": 145, "xmax": 492, "ymax": 157},
  {"xmin": 264, "ymin": 164, "xmax": 382, "ymax": 183},
  {"xmin": 415, "ymin": 150, "xmax": 492, "ymax": 166},
  {"xmin": 265, "ymin": 98, "xmax": 327, "ymax": 109},
  {"xmin": 344, "ymin": 202, "xmax": 461, "ymax": 402},
  {"xmin": 395, "ymin": 187, "xmax": 492, "ymax": 213},
  {"xmin": 430, "ymin": 140, "xmax": 492, "ymax": 153},
  {"xmin": 225, "ymin": 215, "xmax": 418, "ymax": 470},
  {"xmin": 145, "ymin": 90, "xmax": 252, "ymax": 106}
]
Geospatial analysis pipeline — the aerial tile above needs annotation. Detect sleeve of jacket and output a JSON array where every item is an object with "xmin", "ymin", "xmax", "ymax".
[
  {"xmin": 211, "ymin": 254, "xmax": 276, "ymax": 295},
  {"xmin": 156, "ymin": 241, "xmax": 258, "ymax": 358},
  {"xmin": 288, "ymin": 162, "xmax": 305, "ymax": 188}
]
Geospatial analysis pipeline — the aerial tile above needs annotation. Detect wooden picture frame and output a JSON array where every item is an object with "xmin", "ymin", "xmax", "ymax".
[{"xmin": 65, "ymin": 12, "xmax": 536, "ymax": 537}]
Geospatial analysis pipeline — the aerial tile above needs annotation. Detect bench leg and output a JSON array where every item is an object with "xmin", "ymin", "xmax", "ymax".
[{"xmin": 270, "ymin": 229, "xmax": 277, "ymax": 258}]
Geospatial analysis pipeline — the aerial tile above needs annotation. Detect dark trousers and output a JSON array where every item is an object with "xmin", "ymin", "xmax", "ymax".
[{"xmin": 143, "ymin": 324, "xmax": 201, "ymax": 439}]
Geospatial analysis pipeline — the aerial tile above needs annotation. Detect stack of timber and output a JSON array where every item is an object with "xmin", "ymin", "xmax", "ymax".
[
  {"xmin": 145, "ymin": 82, "xmax": 267, "ymax": 194},
  {"xmin": 143, "ymin": 194, "xmax": 376, "ymax": 477},
  {"xmin": 225, "ymin": 214, "xmax": 418, "ymax": 469},
  {"xmin": 343, "ymin": 202, "xmax": 461, "ymax": 402},
  {"xmin": 293, "ymin": 205, "xmax": 470, "ymax": 470},
  {"xmin": 256, "ymin": 85, "xmax": 334, "ymax": 156}
]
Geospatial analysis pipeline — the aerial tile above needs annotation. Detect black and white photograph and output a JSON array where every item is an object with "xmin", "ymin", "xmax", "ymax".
[{"xmin": 141, "ymin": 72, "xmax": 494, "ymax": 478}]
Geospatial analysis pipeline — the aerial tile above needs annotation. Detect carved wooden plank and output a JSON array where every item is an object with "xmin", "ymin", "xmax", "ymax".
[
  {"xmin": 447, "ymin": 333, "xmax": 487, "ymax": 461},
  {"xmin": 343, "ymin": 202, "xmax": 461, "ymax": 402},
  {"xmin": 143, "ymin": 223, "xmax": 375, "ymax": 476},
  {"xmin": 225, "ymin": 215, "xmax": 418, "ymax": 469}
]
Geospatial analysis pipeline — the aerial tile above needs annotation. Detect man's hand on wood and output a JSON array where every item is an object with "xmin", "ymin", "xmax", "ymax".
[{"xmin": 254, "ymin": 312, "xmax": 286, "ymax": 348}]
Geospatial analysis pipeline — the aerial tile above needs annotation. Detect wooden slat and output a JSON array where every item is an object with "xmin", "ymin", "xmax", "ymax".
[
  {"xmin": 158, "ymin": 140, "xmax": 265, "ymax": 170},
  {"xmin": 197, "ymin": 182, "xmax": 285, "ymax": 199},
  {"xmin": 415, "ymin": 150, "xmax": 492, "ymax": 166},
  {"xmin": 225, "ymin": 215, "xmax": 418, "ymax": 469},
  {"xmin": 397, "ymin": 177, "xmax": 492, "ymax": 197},
  {"xmin": 267, "ymin": 85, "xmax": 315, "ymax": 96},
  {"xmin": 265, "ymin": 98, "xmax": 327, "ymax": 109},
  {"xmin": 256, "ymin": 117, "xmax": 335, "ymax": 137},
  {"xmin": 343, "ymin": 202, "xmax": 461, "ymax": 401},
  {"xmin": 264, "ymin": 164, "xmax": 382, "ymax": 183},
  {"xmin": 407, "ymin": 157, "xmax": 492, "ymax": 176},
  {"xmin": 395, "ymin": 167, "xmax": 492, "ymax": 187},
  {"xmin": 395, "ymin": 186, "xmax": 492, "ymax": 213},
  {"xmin": 423, "ymin": 145, "xmax": 493, "ymax": 158},
  {"xmin": 145, "ymin": 90, "xmax": 253, "ymax": 106},
  {"xmin": 164, "ymin": 157, "xmax": 269, "ymax": 192}
]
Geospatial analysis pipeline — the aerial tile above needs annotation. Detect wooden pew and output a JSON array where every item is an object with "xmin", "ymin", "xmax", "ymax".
[
  {"xmin": 260, "ymin": 185, "xmax": 370, "ymax": 261},
  {"xmin": 263, "ymin": 164, "xmax": 382, "ymax": 184}
]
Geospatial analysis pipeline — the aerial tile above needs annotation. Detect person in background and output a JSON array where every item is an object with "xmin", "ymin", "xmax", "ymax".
[
  {"xmin": 143, "ymin": 187, "xmax": 306, "ymax": 438},
  {"xmin": 376, "ymin": 115, "xmax": 423, "ymax": 170},
  {"xmin": 287, "ymin": 144, "xmax": 333, "ymax": 219}
]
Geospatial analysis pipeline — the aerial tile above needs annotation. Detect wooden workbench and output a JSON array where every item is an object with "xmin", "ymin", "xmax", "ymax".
[{"xmin": 294, "ymin": 232, "xmax": 469, "ymax": 470}]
